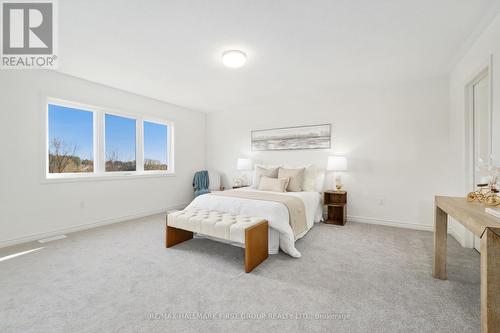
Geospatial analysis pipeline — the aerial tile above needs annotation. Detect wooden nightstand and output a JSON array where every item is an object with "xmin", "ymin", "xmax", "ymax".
[{"xmin": 323, "ymin": 191, "xmax": 347, "ymax": 225}]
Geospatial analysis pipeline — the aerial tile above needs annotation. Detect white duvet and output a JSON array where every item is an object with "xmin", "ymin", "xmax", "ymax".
[{"xmin": 185, "ymin": 188, "xmax": 323, "ymax": 257}]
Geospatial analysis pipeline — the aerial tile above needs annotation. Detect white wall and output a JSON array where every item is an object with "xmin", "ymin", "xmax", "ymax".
[
  {"xmin": 0, "ymin": 70, "xmax": 206, "ymax": 247},
  {"xmin": 449, "ymin": 11, "xmax": 500, "ymax": 246},
  {"xmin": 206, "ymin": 76, "xmax": 451, "ymax": 230}
]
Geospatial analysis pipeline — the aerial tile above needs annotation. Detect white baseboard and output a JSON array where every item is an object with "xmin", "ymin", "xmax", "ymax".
[
  {"xmin": 349, "ymin": 215, "xmax": 472, "ymax": 248},
  {"xmin": 348, "ymin": 215, "xmax": 434, "ymax": 232},
  {"xmin": 448, "ymin": 225, "xmax": 467, "ymax": 247},
  {"xmin": 3, "ymin": 208, "xmax": 454, "ymax": 249},
  {"xmin": 0, "ymin": 202, "xmax": 190, "ymax": 249}
]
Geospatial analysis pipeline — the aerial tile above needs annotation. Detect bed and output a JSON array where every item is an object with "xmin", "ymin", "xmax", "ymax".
[{"xmin": 184, "ymin": 187, "xmax": 323, "ymax": 257}]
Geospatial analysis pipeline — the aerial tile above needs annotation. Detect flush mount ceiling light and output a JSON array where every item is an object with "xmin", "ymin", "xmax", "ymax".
[{"xmin": 222, "ymin": 50, "xmax": 247, "ymax": 68}]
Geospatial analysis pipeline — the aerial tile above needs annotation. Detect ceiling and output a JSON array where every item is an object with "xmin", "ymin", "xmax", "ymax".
[{"xmin": 57, "ymin": 0, "xmax": 500, "ymax": 112}]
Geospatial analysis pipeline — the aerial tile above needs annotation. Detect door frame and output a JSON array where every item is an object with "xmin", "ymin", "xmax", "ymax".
[{"xmin": 464, "ymin": 55, "xmax": 493, "ymax": 249}]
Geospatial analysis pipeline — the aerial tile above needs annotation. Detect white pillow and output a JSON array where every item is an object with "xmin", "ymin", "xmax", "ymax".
[
  {"xmin": 251, "ymin": 165, "xmax": 280, "ymax": 188},
  {"xmin": 278, "ymin": 167, "xmax": 305, "ymax": 192},
  {"xmin": 284, "ymin": 164, "xmax": 325, "ymax": 192},
  {"xmin": 258, "ymin": 176, "xmax": 289, "ymax": 192},
  {"xmin": 312, "ymin": 171, "xmax": 326, "ymax": 192},
  {"xmin": 207, "ymin": 170, "xmax": 221, "ymax": 191}
]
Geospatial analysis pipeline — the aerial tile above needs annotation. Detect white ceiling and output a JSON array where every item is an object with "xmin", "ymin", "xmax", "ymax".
[{"xmin": 58, "ymin": 0, "xmax": 500, "ymax": 112}]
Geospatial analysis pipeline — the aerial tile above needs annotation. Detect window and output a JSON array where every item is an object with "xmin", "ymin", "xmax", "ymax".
[
  {"xmin": 46, "ymin": 99, "xmax": 174, "ymax": 180},
  {"xmin": 105, "ymin": 114, "xmax": 136, "ymax": 172},
  {"xmin": 48, "ymin": 104, "xmax": 94, "ymax": 173},
  {"xmin": 144, "ymin": 121, "xmax": 169, "ymax": 171}
]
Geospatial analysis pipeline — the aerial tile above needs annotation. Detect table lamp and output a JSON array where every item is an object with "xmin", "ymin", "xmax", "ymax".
[
  {"xmin": 327, "ymin": 156, "xmax": 347, "ymax": 191},
  {"xmin": 236, "ymin": 158, "xmax": 253, "ymax": 186}
]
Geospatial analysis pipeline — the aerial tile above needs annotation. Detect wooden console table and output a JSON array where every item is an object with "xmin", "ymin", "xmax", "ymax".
[{"xmin": 433, "ymin": 196, "xmax": 500, "ymax": 332}]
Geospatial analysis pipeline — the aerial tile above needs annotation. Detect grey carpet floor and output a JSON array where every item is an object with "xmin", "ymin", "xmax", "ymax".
[{"xmin": 0, "ymin": 215, "xmax": 480, "ymax": 333}]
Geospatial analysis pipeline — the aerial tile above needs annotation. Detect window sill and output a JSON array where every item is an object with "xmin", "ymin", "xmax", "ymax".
[{"xmin": 41, "ymin": 172, "xmax": 176, "ymax": 184}]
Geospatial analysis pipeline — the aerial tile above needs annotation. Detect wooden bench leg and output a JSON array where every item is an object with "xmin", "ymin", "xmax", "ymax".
[
  {"xmin": 244, "ymin": 220, "xmax": 269, "ymax": 273},
  {"xmin": 166, "ymin": 225, "xmax": 193, "ymax": 248}
]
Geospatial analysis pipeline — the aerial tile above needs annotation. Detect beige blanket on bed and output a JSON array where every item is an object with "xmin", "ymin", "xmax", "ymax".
[{"xmin": 210, "ymin": 190, "xmax": 307, "ymax": 239}]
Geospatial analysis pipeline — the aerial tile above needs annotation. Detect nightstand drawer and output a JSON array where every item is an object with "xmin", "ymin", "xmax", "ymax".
[{"xmin": 324, "ymin": 191, "xmax": 346, "ymax": 205}]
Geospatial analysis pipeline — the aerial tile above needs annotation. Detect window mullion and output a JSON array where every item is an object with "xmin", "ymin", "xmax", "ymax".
[
  {"xmin": 169, "ymin": 122, "xmax": 174, "ymax": 173},
  {"xmin": 137, "ymin": 118, "xmax": 144, "ymax": 172},
  {"xmin": 96, "ymin": 111, "xmax": 105, "ymax": 174}
]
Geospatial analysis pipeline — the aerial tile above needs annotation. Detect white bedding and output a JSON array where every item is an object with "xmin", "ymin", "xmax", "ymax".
[{"xmin": 185, "ymin": 188, "xmax": 323, "ymax": 257}]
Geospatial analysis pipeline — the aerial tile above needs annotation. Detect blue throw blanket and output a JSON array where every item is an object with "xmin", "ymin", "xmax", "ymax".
[{"xmin": 193, "ymin": 170, "xmax": 210, "ymax": 197}]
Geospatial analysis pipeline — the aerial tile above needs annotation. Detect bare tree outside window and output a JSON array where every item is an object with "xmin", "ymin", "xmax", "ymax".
[
  {"xmin": 48, "ymin": 138, "xmax": 93, "ymax": 173},
  {"xmin": 144, "ymin": 159, "xmax": 167, "ymax": 171},
  {"xmin": 48, "ymin": 104, "xmax": 94, "ymax": 174},
  {"xmin": 105, "ymin": 149, "xmax": 136, "ymax": 172}
]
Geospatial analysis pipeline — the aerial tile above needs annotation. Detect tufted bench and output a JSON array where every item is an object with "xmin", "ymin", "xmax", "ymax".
[{"xmin": 166, "ymin": 209, "xmax": 268, "ymax": 273}]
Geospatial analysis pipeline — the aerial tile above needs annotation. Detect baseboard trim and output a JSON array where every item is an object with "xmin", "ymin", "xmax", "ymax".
[
  {"xmin": 349, "ymin": 215, "xmax": 471, "ymax": 247},
  {"xmin": 448, "ymin": 225, "xmax": 466, "ymax": 247},
  {"xmin": 0, "ymin": 202, "xmax": 190, "ymax": 249},
  {"xmin": 348, "ymin": 215, "xmax": 434, "ymax": 232},
  {"xmin": 447, "ymin": 220, "xmax": 475, "ymax": 248},
  {"xmin": 2, "ymin": 208, "xmax": 437, "ymax": 248}
]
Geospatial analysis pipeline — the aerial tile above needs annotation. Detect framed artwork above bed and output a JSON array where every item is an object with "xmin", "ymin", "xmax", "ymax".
[{"xmin": 251, "ymin": 124, "xmax": 331, "ymax": 151}]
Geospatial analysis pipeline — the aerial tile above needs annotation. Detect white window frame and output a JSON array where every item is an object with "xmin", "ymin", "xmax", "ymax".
[
  {"xmin": 142, "ymin": 118, "xmax": 174, "ymax": 175},
  {"xmin": 103, "ymin": 111, "xmax": 139, "ymax": 174},
  {"xmin": 44, "ymin": 97, "xmax": 175, "ymax": 182}
]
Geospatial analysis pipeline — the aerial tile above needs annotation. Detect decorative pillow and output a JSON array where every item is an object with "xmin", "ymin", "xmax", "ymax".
[
  {"xmin": 258, "ymin": 176, "xmax": 289, "ymax": 192},
  {"xmin": 251, "ymin": 165, "xmax": 279, "ymax": 188},
  {"xmin": 278, "ymin": 167, "xmax": 305, "ymax": 192},
  {"xmin": 284, "ymin": 164, "xmax": 312, "ymax": 191},
  {"xmin": 312, "ymin": 171, "xmax": 326, "ymax": 192},
  {"xmin": 290, "ymin": 164, "xmax": 325, "ymax": 192}
]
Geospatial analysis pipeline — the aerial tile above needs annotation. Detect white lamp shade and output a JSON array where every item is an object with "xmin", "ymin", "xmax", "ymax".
[
  {"xmin": 237, "ymin": 158, "xmax": 253, "ymax": 170},
  {"xmin": 327, "ymin": 156, "xmax": 347, "ymax": 171}
]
